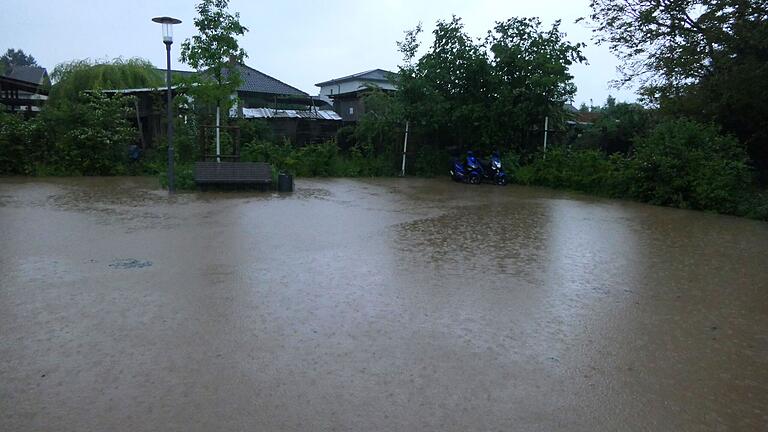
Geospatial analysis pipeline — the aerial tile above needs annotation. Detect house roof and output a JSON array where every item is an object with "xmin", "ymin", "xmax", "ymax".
[
  {"xmin": 315, "ymin": 69, "xmax": 395, "ymax": 87},
  {"xmin": 158, "ymin": 64, "xmax": 308, "ymax": 97},
  {"xmin": 0, "ymin": 75, "xmax": 49, "ymax": 95},
  {"xmin": 231, "ymin": 64, "xmax": 307, "ymax": 96},
  {"xmin": 4, "ymin": 66, "xmax": 48, "ymax": 85}
]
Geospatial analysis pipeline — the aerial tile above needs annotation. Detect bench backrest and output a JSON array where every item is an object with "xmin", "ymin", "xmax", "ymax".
[{"xmin": 194, "ymin": 162, "xmax": 272, "ymax": 184}]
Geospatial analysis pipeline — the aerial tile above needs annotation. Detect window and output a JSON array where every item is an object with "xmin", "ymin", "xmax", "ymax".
[
  {"xmin": 330, "ymin": 88, "xmax": 333, "ymax": 95},
  {"xmin": 349, "ymin": 107, "xmax": 354, "ymax": 115}
]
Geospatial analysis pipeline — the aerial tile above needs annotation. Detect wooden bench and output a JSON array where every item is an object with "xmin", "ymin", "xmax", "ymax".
[{"xmin": 194, "ymin": 161, "xmax": 272, "ymax": 190}]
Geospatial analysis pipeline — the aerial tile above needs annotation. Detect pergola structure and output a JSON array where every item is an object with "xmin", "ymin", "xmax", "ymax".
[{"xmin": 0, "ymin": 75, "xmax": 49, "ymax": 114}]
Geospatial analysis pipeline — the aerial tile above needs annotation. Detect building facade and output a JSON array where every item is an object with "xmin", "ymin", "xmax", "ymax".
[
  {"xmin": 0, "ymin": 66, "xmax": 49, "ymax": 114},
  {"xmin": 315, "ymin": 69, "xmax": 396, "ymax": 122}
]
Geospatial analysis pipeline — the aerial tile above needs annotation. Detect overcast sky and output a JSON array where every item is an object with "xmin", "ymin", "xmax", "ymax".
[{"xmin": 1, "ymin": 0, "xmax": 638, "ymax": 106}]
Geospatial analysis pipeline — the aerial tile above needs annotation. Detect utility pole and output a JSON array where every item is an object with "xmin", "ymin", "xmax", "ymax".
[{"xmin": 401, "ymin": 121, "xmax": 410, "ymax": 177}]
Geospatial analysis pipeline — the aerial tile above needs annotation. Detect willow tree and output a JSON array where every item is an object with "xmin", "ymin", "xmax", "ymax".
[
  {"xmin": 180, "ymin": 0, "xmax": 248, "ymax": 161},
  {"xmin": 48, "ymin": 57, "xmax": 162, "ymax": 106}
]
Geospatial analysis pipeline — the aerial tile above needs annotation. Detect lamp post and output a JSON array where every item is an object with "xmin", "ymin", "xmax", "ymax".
[{"xmin": 152, "ymin": 16, "xmax": 182, "ymax": 193}]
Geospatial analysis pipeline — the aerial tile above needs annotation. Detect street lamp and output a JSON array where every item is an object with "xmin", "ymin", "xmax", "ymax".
[{"xmin": 152, "ymin": 16, "xmax": 182, "ymax": 193}]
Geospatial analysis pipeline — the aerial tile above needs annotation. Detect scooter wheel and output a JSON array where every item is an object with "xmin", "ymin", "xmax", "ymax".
[
  {"xmin": 496, "ymin": 176, "xmax": 508, "ymax": 186},
  {"xmin": 469, "ymin": 174, "xmax": 481, "ymax": 185}
]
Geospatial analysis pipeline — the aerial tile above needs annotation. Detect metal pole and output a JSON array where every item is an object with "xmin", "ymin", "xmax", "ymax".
[
  {"xmin": 215, "ymin": 105, "xmax": 221, "ymax": 162},
  {"xmin": 543, "ymin": 116, "xmax": 549, "ymax": 153},
  {"xmin": 165, "ymin": 41, "xmax": 175, "ymax": 193},
  {"xmin": 401, "ymin": 121, "xmax": 409, "ymax": 177}
]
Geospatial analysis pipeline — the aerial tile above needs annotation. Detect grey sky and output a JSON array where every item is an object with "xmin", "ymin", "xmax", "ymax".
[{"xmin": 1, "ymin": 0, "xmax": 637, "ymax": 106}]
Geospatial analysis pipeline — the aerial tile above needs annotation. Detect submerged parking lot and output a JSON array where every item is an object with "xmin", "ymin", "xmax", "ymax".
[{"xmin": 1, "ymin": 177, "xmax": 767, "ymax": 431}]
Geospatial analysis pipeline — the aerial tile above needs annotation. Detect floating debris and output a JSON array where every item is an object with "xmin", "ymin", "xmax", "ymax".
[{"xmin": 109, "ymin": 259, "xmax": 153, "ymax": 269}]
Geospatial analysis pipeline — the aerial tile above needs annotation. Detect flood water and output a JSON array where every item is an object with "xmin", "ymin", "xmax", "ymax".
[{"xmin": 1, "ymin": 176, "xmax": 767, "ymax": 431}]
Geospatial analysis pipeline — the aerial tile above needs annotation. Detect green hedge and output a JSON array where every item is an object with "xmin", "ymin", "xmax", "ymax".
[
  {"xmin": 627, "ymin": 119, "xmax": 753, "ymax": 214},
  {"xmin": 507, "ymin": 118, "xmax": 766, "ymax": 219},
  {"xmin": 0, "ymin": 92, "xmax": 138, "ymax": 176},
  {"xmin": 241, "ymin": 139, "xmax": 397, "ymax": 178}
]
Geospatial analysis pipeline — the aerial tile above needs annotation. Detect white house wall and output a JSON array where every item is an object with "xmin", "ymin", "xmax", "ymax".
[{"xmin": 318, "ymin": 79, "xmax": 396, "ymax": 97}]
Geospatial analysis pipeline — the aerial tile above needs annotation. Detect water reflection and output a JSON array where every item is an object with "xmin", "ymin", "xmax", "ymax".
[{"xmin": 542, "ymin": 199, "xmax": 642, "ymax": 307}]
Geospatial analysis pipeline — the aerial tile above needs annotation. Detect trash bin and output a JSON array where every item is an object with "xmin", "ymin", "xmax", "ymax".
[{"xmin": 277, "ymin": 173, "xmax": 294, "ymax": 192}]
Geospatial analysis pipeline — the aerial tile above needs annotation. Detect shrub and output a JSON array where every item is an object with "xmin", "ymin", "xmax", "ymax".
[
  {"xmin": 25, "ymin": 92, "xmax": 139, "ymax": 176},
  {"xmin": 294, "ymin": 141, "xmax": 340, "ymax": 176},
  {"xmin": 0, "ymin": 112, "xmax": 34, "ymax": 175},
  {"xmin": 627, "ymin": 119, "xmax": 753, "ymax": 214},
  {"xmin": 412, "ymin": 145, "xmax": 448, "ymax": 177},
  {"xmin": 242, "ymin": 138, "xmax": 396, "ymax": 178},
  {"xmin": 241, "ymin": 139, "xmax": 298, "ymax": 173},
  {"xmin": 740, "ymin": 192, "xmax": 768, "ymax": 220},
  {"xmin": 158, "ymin": 163, "xmax": 195, "ymax": 190},
  {"xmin": 235, "ymin": 118, "xmax": 272, "ymax": 145},
  {"xmin": 507, "ymin": 119, "xmax": 759, "ymax": 217},
  {"xmin": 174, "ymin": 117, "xmax": 200, "ymax": 164},
  {"xmin": 512, "ymin": 147, "xmax": 619, "ymax": 195}
]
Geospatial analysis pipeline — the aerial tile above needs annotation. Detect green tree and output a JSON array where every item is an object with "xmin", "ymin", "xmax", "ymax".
[
  {"xmin": 48, "ymin": 58, "xmax": 162, "ymax": 106},
  {"xmin": 588, "ymin": 0, "xmax": 765, "ymax": 95},
  {"xmin": 355, "ymin": 87, "xmax": 403, "ymax": 155},
  {"xmin": 180, "ymin": 0, "xmax": 248, "ymax": 160},
  {"xmin": 396, "ymin": 16, "xmax": 585, "ymax": 154},
  {"xmin": 396, "ymin": 16, "xmax": 493, "ymax": 150},
  {"xmin": 588, "ymin": 0, "xmax": 768, "ymax": 175},
  {"xmin": 574, "ymin": 97, "xmax": 655, "ymax": 154},
  {"xmin": 34, "ymin": 58, "xmax": 155, "ymax": 174},
  {"xmin": 0, "ymin": 48, "xmax": 38, "ymax": 75},
  {"xmin": 487, "ymin": 17, "xmax": 586, "ymax": 145}
]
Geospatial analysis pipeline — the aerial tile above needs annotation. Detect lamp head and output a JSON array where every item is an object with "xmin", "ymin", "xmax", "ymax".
[{"xmin": 152, "ymin": 16, "xmax": 182, "ymax": 43}]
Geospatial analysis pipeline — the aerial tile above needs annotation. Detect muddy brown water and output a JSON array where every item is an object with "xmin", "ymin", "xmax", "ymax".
[{"xmin": 1, "ymin": 176, "xmax": 767, "ymax": 431}]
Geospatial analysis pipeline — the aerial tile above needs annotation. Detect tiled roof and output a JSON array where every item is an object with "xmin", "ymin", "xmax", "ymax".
[
  {"xmin": 231, "ymin": 64, "xmax": 307, "ymax": 96},
  {"xmin": 4, "ymin": 66, "xmax": 48, "ymax": 85},
  {"xmin": 159, "ymin": 64, "xmax": 307, "ymax": 97}
]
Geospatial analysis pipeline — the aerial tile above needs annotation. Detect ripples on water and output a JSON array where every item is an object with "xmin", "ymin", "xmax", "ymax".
[
  {"xmin": 396, "ymin": 207, "xmax": 550, "ymax": 279},
  {"xmin": 1, "ymin": 177, "xmax": 768, "ymax": 431}
]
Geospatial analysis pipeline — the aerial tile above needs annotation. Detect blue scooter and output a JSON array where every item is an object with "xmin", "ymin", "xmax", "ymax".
[
  {"xmin": 450, "ymin": 151, "xmax": 482, "ymax": 184},
  {"xmin": 481, "ymin": 151, "xmax": 507, "ymax": 185}
]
